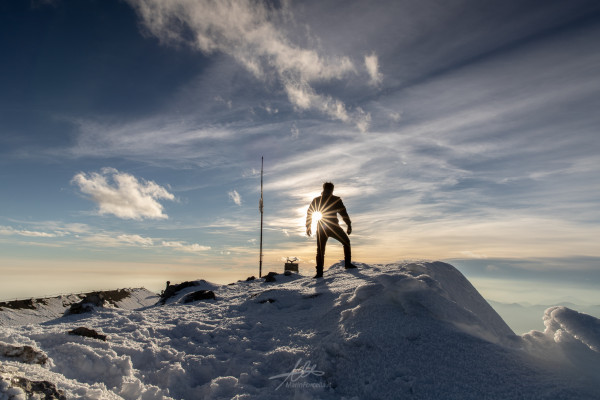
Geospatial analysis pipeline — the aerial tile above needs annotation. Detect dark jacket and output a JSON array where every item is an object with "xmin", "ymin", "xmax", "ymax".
[{"xmin": 306, "ymin": 194, "xmax": 351, "ymax": 228}]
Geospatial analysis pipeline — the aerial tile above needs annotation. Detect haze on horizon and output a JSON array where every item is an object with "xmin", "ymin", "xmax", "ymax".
[{"xmin": 0, "ymin": 0, "xmax": 599, "ymax": 304}]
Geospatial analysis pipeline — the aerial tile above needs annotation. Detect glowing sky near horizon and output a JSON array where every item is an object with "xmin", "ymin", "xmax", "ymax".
[{"xmin": 0, "ymin": 0, "xmax": 599, "ymax": 302}]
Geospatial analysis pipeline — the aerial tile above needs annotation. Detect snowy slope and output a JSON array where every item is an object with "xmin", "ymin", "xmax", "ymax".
[
  {"xmin": 0, "ymin": 262, "xmax": 599, "ymax": 399},
  {"xmin": 0, "ymin": 288, "xmax": 158, "ymax": 327}
]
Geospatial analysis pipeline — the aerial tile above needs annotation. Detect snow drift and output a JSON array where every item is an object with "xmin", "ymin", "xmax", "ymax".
[{"xmin": 0, "ymin": 262, "xmax": 599, "ymax": 399}]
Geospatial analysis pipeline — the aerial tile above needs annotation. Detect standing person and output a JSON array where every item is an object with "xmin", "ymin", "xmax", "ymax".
[{"xmin": 306, "ymin": 182, "xmax": 357, "ymax": 278}]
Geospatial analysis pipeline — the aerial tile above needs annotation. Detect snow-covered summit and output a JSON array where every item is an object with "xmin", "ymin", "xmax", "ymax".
[{"xmin": 0, "ymin": 262, "xmax": 599, "ymax": 399}]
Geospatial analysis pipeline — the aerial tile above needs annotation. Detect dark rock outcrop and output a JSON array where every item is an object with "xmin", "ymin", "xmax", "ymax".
[
  {"xmin": 0, "ymin": 343, "xmax": 48, "ymax": 365},
  {"xmin": 99, "ymin": 289, "xmax": 131, "ymax": 304},
  {"xmin": 65, "ymin": 293, "xmax": 106, "ymax": 315},
  {"xmin": 182, "ymin": 290, "xmax": 216, "ymax": 303},
  {"xmin": 64, "ymin": 289, "xmax": 132, "ymax": 315},
  {"xmin": 9, "ymin": 376, "xmax": 66, "ymax": 400},
  {"xmin": 0, "ymin": 298, "xmax": 37, "ymax": 310},
  {"xmin": 264, "ymin": 272, "xmax": 278, "ymax": 282},
  {"xmin": 160, "ymin": 281, "xmax": 202, "ymax": 304},
  {"xmin": 1, "ymin": 289, "xmax": 130, "ymax": 314},
  {"xmin": 68, "ymin": 327, "xmax": 107, "ymax": 341}
]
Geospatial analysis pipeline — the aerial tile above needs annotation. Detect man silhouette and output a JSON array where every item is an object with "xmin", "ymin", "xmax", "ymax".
[{"xmin": 306, "ymin": 182, "xmax": 357, "ymax": 278}]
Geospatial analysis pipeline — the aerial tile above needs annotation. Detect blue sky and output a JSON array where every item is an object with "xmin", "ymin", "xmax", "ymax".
[{"xmin": 1, "ymin": 0, "xmax": 599, "ymax": 302}]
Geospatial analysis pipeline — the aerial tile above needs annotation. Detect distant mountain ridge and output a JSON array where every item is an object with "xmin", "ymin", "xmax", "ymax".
[{"xmin": 0, "ymin": 288, "xmax": 158, "ymax": 326}]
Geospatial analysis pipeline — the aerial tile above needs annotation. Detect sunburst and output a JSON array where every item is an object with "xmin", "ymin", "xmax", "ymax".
[
  {"xmin": 312, "ymin": 211, "xmax": 323, "ymax": 222},
  {"xmin": 309, "ymin": 196, "xmax": 343, "ymax": 236}
]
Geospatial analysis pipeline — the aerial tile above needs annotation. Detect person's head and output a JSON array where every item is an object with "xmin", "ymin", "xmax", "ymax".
[{"xmin": 322, "ymin": 182, "xmax": 334, "ymax": 195}]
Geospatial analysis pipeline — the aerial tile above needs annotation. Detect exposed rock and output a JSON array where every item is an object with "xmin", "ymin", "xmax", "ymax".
[
  {"xmin": 65, "ymin": 302, "xmax": 95, "ymax": 314},
  {"xmin": 284, "ymin": 270, "xmax": 293, "ymax": 276},
  {"xmin": 68, "ymin": 327, "xmax": 107, "ymax": 341},
  {"xmin": 98, "ymin": 289, "xmax": 131, "ymax": 304},
  {"xmin": 246, "ymin": 276, "xmax": 256, "ymax": 281},
  {"xmin": 65, "ymin": 292, "xmax": 107, "ymax": 315},
  {"xmin": 160, "ymin": 281, "xmax": 202, "ymax": 304},
  {"xmin": 9, "ymin": 376, "xmax": 66, "ymax": 400},
  {"xmin": 0, "ymin": 298, "xmax": 37, "ymax": 310},
  {"xmin": 264, "ymin": 272, "xmax": 278, "ymax": 282},
  {"xmin": 182, "ymin": 290, "xmax": 216, "ymax": 303},
  {"xmin": 258, "ymin": 298, "xmax": 276, "ymax": 304},
  {"xmin": 2, "ymin": 289, "xmax": 131, "ymax": 314},
  {"xmin": 0, "ymin": 342, "xmax": 48, "ymax": 365}
]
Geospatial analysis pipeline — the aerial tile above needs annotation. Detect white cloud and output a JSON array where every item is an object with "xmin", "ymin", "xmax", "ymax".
[
  {"xmin": 161, "ymin": 241, "xmax": 211, "ymax": 253},
  {"xmin": 0, "ymin": 225, "xmax": 61, "ymax": 238},
  {"xmin": 228, "ymin": 190, "xmax": 242, "ymax": 206},
  {"xmin": 72, "ymin": 168, "xmax": 175, "ymax": 220},
  {"xmin": 82, "ymin": 233, "xmax": 209, "ymax": 253},
  {"xmin": 85, "ymin": 233, "xmax": 152, "ymax": 248},
  {"xmin": 365, "ymin": 53, "xmax": 383, "ymax": 86},
  {"xmin": 126, "ymin": 0, "xmax": 372, "ymax": 131},
  {"xmin": 117, "ymin": 234, "xmax": 154, "ymax": 246}
]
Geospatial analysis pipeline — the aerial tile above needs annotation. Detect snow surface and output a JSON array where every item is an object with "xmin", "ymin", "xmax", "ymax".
[{"xmin": 0, "ymin": 262, "xmax": 599, "ymax": 399}]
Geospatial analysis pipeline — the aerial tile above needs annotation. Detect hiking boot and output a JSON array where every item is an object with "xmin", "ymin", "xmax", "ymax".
[
  {"xmin": 344, "ymin": 263, "xmax": 357, "ymax": 269},
  {"xmin": 313, "ymin": 267, "xmax": 323, "ymax": 278}
]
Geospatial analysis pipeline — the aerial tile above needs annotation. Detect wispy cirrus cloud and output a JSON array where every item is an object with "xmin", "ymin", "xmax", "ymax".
[
  {"xmin": 72, "ymin": 168, "xmax": 175, "ymax": 220},
  {"xmin": 161, "ymin": 240, "xmax": 211, "ymax": 253},
  {"xmin": 0, "ymin": 225, "xmax": 63, "ymax": 238},
  {"xmin": 0, "ymin": 219, "xmax": 211, "ymax": 254},
  {"xmin": 125, "ymin": 0, "xmax": 373, "ymax": 131},
  {"xmin": 83, "ymin": 234, "xmax": 210, "ymax": 253}
]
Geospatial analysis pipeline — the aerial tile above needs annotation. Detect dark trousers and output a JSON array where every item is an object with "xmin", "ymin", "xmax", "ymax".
[{"xmin": 316, "ymin": 223, "xmax": 351, "ymax": 271}]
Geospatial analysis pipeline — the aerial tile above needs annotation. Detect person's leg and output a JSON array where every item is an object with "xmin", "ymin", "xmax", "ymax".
[
  {"xmin": 315, "ymin": 225, "xmax": 328, "ymax": 277},
  {"xmin": 329, "ymin": 225, "xmax": 355, "ymax": 268}
]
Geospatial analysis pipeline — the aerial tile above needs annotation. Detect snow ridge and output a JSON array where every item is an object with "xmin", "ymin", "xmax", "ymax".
[
  {"xmin": 0, "ymin": 288, "xmax": 158, "ymax": 327},
  {"xmin": 0, "ymin": 262, "xmax": 599, "ymax": 399}
]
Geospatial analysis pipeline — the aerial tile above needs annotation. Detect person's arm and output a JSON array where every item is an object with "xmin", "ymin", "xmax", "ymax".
[
  {"xmin": 306, "ymin": 199, "xmax": 315, "ymax": 236},
  {"xmin": 338, "ymin": 199, "xmax": 352, "ymax": 234}
]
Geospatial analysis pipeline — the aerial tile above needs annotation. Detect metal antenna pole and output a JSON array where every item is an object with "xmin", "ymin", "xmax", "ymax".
[{"xmin": 259, "ymin": 156, "xmax": 264, "ymax": 278}]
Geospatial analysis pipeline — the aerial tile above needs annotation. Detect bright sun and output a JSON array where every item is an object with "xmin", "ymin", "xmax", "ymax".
[{"xmin": 313, "ymin": 211, "xmax": 323, "ymax": 222}]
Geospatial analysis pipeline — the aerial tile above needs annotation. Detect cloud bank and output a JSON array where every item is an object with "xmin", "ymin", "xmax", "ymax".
[
  {"xmin": 126, "ymin": 0, "xmax": 372, "ymax": 131},
  {"xmin": 72, "ymin": 168, "xmax": 175, "ymax": 220}
]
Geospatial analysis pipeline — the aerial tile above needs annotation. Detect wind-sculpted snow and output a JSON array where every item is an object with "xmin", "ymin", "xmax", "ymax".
[
  {"xmin": 0, "ymin": 262, "xmax": 599, "ymax": 399},
  {"xmin": 523, "ymin": 305, "xmax": 600, "ymax": 383},
  {"xmin": 542, "ymin": 306, "xmax": 600, "ymax": 352}
]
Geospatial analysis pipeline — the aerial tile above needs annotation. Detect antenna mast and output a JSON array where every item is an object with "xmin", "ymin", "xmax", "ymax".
[{"xmin": 259, "ymin": 156, "xmax": 264, "ymax": 278}]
